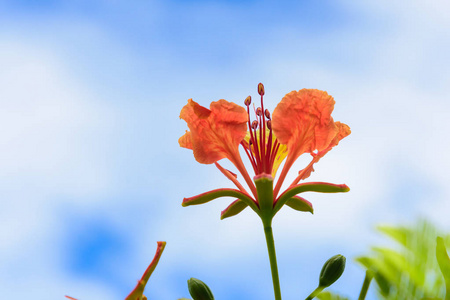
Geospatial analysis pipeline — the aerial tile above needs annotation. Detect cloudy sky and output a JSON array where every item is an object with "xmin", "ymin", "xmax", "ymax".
[{"xmin": 1, "ymin": 0, "xmax": 449, "ymax": 299}]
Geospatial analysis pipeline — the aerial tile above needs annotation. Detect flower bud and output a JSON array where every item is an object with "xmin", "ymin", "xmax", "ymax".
[
  {"xmin": 319, "ymin": 254, "xmax": 346, "ymax": 288},
  {"xmin": 188, "ymin": 277, "xmax": 215, "ymax": 300},
  {"xmin": 258, "ymin": 83, "xmax": 265, "ymax": 95}
]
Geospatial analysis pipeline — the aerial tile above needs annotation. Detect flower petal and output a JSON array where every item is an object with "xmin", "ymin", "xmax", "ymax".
[
  {"xmin": 272, "ymin": 89, "xmax": 339, "ymax": 159},
  {"xmin": 289, "ymin": 121, "xmax": 351, "ymax": 186},
  {"xmin": 179, "ymin": 99, "xmax": 248, "ymax": 164},
  {"xmin": 178, "ymin": 130, "xmax": 193, "ymax": 149},
  {"xmin": 272, "ymin": 89, "xmax": 350, "ymax": 197},
  {"xmin": 329, "ymin": 121, "xmax": 351, "ymax": 149}
]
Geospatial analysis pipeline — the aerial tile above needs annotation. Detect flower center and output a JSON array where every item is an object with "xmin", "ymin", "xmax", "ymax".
[{"xmin": 240, "ymin": 83, "xmax": 281, "ymax": 176}]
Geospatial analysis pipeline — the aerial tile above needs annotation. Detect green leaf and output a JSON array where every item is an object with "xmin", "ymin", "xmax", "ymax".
[
  {"xmin": 437, "ymin": 236, "xmax": 450, "ymax": 300},
  {"xmin": 377, "ymin": 225, "xmax": 409, "ymax": 248},
  {"xmin": 356, "ymin": 220, "xmax": 450, "ymax": 299},
  {"xmin": 316, "ymin": 291, "xmax": 350, "ymax": 300}
]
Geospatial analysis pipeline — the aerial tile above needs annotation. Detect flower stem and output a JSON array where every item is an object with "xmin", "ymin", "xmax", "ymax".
[
  {"xmin": 263, "ymin": 220, "xmax": 282, "ymax": 300},
  {"xmin": 358, "ymin": 270, "xmax": 373, "ymax": 300},
  {"xmin": 305, "ymin": 286, "xmax": 324, "ymax": 300}
]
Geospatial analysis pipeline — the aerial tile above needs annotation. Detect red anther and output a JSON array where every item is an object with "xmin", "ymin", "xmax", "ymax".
[
  {"xmin": 251, "ymin": 120, "xmax": 259, "ymax": 129},
  {"xmin": 256, "ymin": 107, "xmax": 262, "ymax": 116},
  {"xmin": 267, "ymin": 120, "xmax": 272, "ymax": 130},
  {"xmin": 244, "ymin": 96, "xmax": 251, "ymax": 106},
  {"xmin": 265, "ymin": 109, "xmax": 271, "ymax": 119},
  {"xmin": 258, "ymin": 83, "xmax": 265, "ymax": 96}
]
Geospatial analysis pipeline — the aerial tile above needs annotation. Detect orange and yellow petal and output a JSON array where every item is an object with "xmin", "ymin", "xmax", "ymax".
[
  {"xmin": 179, "ymin": 99, "xmax": 248, "ymax": 164},
  {"xmin": 272, "ymin": 89, "xmax": 339, "ymax": 160}
]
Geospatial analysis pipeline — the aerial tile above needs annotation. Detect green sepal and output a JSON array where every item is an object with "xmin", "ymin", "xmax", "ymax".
[
  {"xmin": 182, "ymin": 188, "xmax": 259, "ymax": 213},
  {"xmin": 274, "ymin": 182, "xmax": 349, "ymax": 214},
  {"xmin": 221, "ymin": 199, "xmax": 248, "ymax": 220},
  {"xmin": 187, "ymin": 278, "xmax": 214, "ymax": 300},
  {"xmin": 436, "ymin": 237, "xmax": 450, "ymax": 300},
  {"xmin": 285, "ymin": 196, "xmax": 313, "ymax": 214}
]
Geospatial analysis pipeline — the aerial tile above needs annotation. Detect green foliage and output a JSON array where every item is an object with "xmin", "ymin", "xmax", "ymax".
[
  {"xmin": 316, "ymin": 291, "xmax": 350, "ymax": 300},
  {"xmin": 356, "ymin": 220, "xmax": 450, "ymax": 300},
  {"xmin": 436, "ymin": 237, "xmax": 450, "ymax": 300}
]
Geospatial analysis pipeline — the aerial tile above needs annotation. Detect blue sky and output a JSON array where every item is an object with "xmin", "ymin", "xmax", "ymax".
[{"xmin": 1, "ymin": 0, "xmax": 450, "ymax": 299}]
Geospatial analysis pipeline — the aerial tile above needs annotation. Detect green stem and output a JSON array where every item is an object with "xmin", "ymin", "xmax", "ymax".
[
  {"xmin": 263, "ymin": 220, "xmax": 282, "ymax": 300},
  {"xmin": 305, "ymin": 286, "xmax": 324, "ymax": 300},
  {"xmin": 358, "ymin": 270, "xmax": 373, "ymax": 300}
]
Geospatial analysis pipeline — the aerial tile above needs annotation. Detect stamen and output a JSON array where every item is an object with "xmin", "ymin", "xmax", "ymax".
[
  {"xmin": 240, "ymin": 141, "xmax": 258, "ymax": 174},
  {"xmin": 241, "ymin": 83, "xmax": 282, "ymax": 176},
  {"xmin": 258, "ymin": 83, "xmax": 265, "ymax": 96},
  {"xmin": 245, "ymin": 96, "xmax": 252, "ymax": 106}
]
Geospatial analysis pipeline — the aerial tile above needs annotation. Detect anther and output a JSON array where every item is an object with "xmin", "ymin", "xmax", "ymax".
[
  {"xmin": 256, "ymin": 107, "xmax": 262, "ymax": 116},
  {"xmin": 267, "ymin": 120, "xmax": 272, "ymax": 130},
  {"xmin": 251, "ymin": 120, "xmax": 259, "ymax": 129},
  {"xmin": 244, "ymin": 96, "xmax": 252, "ymax": 106},
  {"xmin": 265, "ymin": 109, "xmax": 271, "ymax": 119},
  {"xmin": 258, "ymin": 83, "xmax": 265, "ymax": 96}
]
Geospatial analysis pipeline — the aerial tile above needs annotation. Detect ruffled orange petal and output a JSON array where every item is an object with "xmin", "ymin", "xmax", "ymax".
[
  {"xmin": 272, "ymin": 89, "xmax": 349, "ymax": 197},
  {"xmin": 272, "ymin": 89, "xmax": 339, "ymax": 160},
  {"xmin": 179, "ymin": 99, "xmax": 248, "ymax": 164},
  {"xmin": 178, "ymin": 130, "xmax": 193, "ymax": 149},
  {"xmin": 328, "ymin": 121, "xmax": 351, "ymax": 149},
  {"xmin": 289, "ymin": 121, "xmax": 351, "ymax": 186}
]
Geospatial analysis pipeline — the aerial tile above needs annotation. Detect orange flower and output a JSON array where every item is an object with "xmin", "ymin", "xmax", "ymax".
[{"xmin": 180, "ymin": 84, "xmax": 350, "ymax": 220}]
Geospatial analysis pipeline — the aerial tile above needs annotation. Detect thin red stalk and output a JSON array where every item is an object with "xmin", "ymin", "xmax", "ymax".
[
  {"xmin": 266, "ymin": 128, "xmax": 273, "ymax": 172},
  {"xmin": 259, "ymin": 113, "xmax": 265, "ymax": 173},
  {"xmin": 253, "ymin": 126, "xmax": 262, "ymax": 172},
  {"xmin": 241, "ymin": 142, "xmax": 258, "ymax": 174},
  {"xmin": 273, "ymin": 154, "xmax": 295, "ymax": 198},
  {"xmin": 229, "ymin": 151, "xmax": 258, "ymax": 198},
  {"xmin": 288, "ymin": 156, "xmax": 318, "ymax": 187},
  {"xmin": 215, "ymin": 162, "xmax": 250, "ymax": 194},
  {"xmin": 260, "ymin": 94, "xmax": 267, "ymax": 173},
  {"xmin": 269, "ymin": 140, "xmax": 280, "ymax": 169}
]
